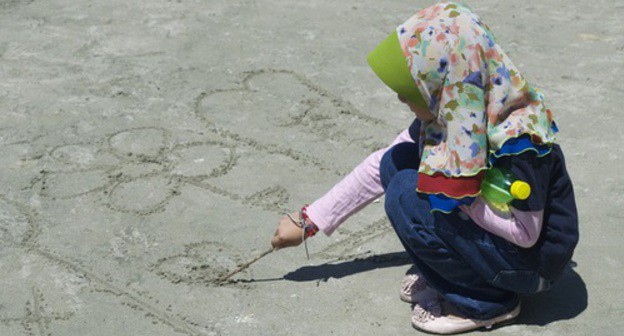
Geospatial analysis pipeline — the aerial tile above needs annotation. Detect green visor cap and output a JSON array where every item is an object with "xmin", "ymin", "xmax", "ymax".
[{"xmin": 367, "ymin": 31, "xmax": 427, "ymax": 108}]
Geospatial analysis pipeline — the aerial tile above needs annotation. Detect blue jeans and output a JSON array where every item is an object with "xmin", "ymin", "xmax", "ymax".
[{"xmin": 380, "ymin": 142, "xmax": 545, "ymax": 319}]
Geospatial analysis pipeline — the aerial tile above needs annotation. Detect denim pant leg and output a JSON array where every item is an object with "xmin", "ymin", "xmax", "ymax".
[
  {"xmin": 380, "ymin": 144, "xmax": 520, "ymax": 320},
  {"xmin": 380, "ymin": 142, "xmax": 422, "ymax": 190}
]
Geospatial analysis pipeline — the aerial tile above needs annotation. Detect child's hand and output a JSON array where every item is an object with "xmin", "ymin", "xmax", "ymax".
[{"xmin": 271, "ymin": 213, "xmax": 305, "ymax": 250}]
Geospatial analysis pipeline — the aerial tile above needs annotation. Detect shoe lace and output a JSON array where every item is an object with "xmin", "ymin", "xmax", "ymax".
[{"xmin": 412, "ymin": 298, "xmax": 442, "ymax": 323}]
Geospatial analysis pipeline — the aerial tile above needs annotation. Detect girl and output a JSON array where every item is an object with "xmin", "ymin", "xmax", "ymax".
[{"xmin": 270, "ymin": 2, "xmax": 579, "ymax": 334}]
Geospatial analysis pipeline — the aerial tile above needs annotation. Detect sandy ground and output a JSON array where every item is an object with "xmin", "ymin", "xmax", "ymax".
[{"xmin": 0, "ymin": 0, "xmax": 622, "ymax": 335}]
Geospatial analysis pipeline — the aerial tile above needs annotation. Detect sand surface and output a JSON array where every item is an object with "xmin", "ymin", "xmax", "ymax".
[{"xmin": 0, "ymin": 0, "xmax": 622, "ymax": 335}]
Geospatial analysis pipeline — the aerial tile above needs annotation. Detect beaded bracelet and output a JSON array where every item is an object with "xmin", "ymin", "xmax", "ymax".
[
  {"xmin": 300, "ymin": 205, "xmax": 319, "ymax": 238},
  {"xmin": 285, "ymin": 205, "xmax": 319, "ymax": 259}
]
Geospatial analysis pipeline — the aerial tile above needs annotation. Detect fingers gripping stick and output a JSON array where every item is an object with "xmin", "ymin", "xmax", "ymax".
[{"xmin": 216, "ymin": 210, "xmax": 313, "ymax": 284}]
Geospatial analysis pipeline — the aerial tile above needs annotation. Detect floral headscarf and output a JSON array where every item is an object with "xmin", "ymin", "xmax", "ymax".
[{"xmin": 396, "ymin": 2, "xmax": 557, "ymax": 211}]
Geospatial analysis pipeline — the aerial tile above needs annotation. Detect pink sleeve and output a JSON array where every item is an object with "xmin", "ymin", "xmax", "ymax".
[
  {"xmin": 306, "ymin": 129, "xmax": 415, "ymax": 235},
  {"xmin": 460, "ymin": 197, "xmax": 543, "ymax": 248}
]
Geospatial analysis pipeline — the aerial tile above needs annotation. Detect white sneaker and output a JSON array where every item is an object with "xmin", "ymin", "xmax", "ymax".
[
  {"xmin": 400, "ymin": 273, "xmax": 438, "ymax": 303},
  {"xmin": 411, "ymin": 299, "xmax": 521, "ymax": 335}
]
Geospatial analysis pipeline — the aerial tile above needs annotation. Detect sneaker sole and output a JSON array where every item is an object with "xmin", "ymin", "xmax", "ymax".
[
  {"xmin": 481, "ymin": 304, "xmax": 521, "ymax": 331},
  {"xmin": 411, "ymin": 303, "xmax": 520, "ymax": 335}
]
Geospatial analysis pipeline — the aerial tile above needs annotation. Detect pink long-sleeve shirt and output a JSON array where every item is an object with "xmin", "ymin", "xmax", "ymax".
[{"xmin": 306, "ymin": 128, "xmax": 543, "ymax": 248}]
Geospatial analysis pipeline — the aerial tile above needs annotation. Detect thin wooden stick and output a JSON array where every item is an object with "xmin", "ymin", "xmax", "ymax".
[{"xmin": 216, "ymin": 247, "xmax": 275, "ymax": 283}]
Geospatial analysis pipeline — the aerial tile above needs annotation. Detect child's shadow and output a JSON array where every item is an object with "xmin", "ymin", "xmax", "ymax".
[
  {"xmin": 283, "ymin": 251, "xmax": 412, "ymax": 282},
  {"xmin": 518, "ymin": 262, "xmax": 588, "ymax": 326},
  {"xmin": 283, "ymin": 253, "xmax": 587, "ymax": 326}
]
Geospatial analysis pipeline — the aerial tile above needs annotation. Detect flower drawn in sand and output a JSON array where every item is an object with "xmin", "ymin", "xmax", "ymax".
[
  {"xmin": 37, "ymin": 69, "xmax": 392, "ymax": 216},
  {"xmin": 149, "ymin": 241, "xmax": 244, "ymax": 285},
  {"xmin": 39, "ymin": 127, "xmax": 237, "ymax": 215}
]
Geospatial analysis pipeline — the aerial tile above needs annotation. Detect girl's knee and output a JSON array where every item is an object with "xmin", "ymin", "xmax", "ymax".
[
  {"xmin": 380, "ymin": 142, "xmax": 420, "ymax": 190},
  {"xmin": 384, "ymin": 170, "xmax": 419, "ymax": 203},
  {"xmin": 380, "ymin": 150, "xmax": 394, "ymax": 190},
  {"xmin": 384, "ymin": 170, "xmax": 436, "ymax": 238}
]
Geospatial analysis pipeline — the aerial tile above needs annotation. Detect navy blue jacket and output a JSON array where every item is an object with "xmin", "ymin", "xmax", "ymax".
[
  {"xmin": 498, "ymin": 145, "xmax": 579, "ymax": 280},
  {"xmin": 410, "ymin": 119, "xmax": 580, "ymax": 281}
]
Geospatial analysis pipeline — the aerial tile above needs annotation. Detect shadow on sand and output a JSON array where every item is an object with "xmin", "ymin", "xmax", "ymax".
[
  {"xmin": 518, "ymin": 263, "xmax": 587, "ymax": 326},
  {"xmin": 283, "ymin": 251, "xmax": 412, "ymax": 282},
  {"xmin": 283, "ymin": 252, "xmax": 587, "ymax": 326}
]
